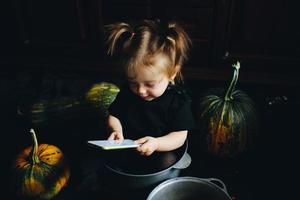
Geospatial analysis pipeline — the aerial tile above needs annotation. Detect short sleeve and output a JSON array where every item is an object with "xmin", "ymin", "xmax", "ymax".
[{"xmin": 168, "ymin": 97, "xmax": 197, "ymax": 132}]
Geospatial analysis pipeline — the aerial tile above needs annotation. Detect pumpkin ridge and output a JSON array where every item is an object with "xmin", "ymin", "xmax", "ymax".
[
  {"xmin": 12, "ymin": 129, "xmax": 70, "ymax": 199},
  {"xmin": 197, "ymin": 62, "xmax": 259, "ymax": 157}
]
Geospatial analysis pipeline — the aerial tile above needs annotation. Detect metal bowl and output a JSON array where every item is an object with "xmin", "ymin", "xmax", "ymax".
[{"xmin": 147, "ymin": 176, "xmax": 231, "ymax": 200}]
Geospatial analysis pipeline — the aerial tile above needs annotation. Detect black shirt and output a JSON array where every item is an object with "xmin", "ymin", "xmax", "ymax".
[{"xmin": 108, "ymin": 83, "xmax": 196, "ymax": 140}]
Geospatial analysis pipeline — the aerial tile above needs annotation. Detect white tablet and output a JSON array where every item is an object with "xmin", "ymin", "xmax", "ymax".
[{"xmin": 87, "ymin": 139, "xmax": 140, "ymax": 150}]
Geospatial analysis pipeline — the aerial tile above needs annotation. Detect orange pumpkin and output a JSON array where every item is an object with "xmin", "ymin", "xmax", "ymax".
[{"xmin": 12, "ymin": 129, "xmax": 70, "ymax": 199}]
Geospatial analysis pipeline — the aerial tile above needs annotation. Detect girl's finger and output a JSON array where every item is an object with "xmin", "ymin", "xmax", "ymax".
[
  {"xmin": 135, "ymin": 137, "xmax": 148, "ymax": 144},
  {"xmin": 108, "ymin": 134, "xmax": 115, "ymax": 140}
]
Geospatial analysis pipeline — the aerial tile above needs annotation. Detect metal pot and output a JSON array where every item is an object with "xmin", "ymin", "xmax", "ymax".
[
  {"xmin": 147, "ymin": 177, "xmax": 231, "ymax": 200},
  {"xmin": 101, "ymin": 141, "xmax": 190, "ymax": 189}
]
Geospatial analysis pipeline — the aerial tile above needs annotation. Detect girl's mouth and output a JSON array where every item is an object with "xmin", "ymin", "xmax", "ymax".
[{"xmin": 140, "ymin": 95, "xmax": 152, "ymax": 101}]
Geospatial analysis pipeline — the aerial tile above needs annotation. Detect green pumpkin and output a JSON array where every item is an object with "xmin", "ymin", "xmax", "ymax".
[
  {"xmin": 23, "ymin": 82, "xmax": 119, "ymax": 125},
  {"xmin": 12, "ymin": 129, "xmax": 70, "ymax": 200},
  {"xmin": 85, "ymin": 82, "xmax": 120, "ymax": 117},
  {"xmin": 29, "ymin": 97, "xmax": 82, "ymax": 124},
  {"xmin": 197, "ymin": 62, "xmax": 258, "ymax": 158}
]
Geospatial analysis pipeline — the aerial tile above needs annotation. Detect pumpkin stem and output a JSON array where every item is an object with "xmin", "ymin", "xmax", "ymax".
[
  {"xmin": 225, "ymin": 61, "xmax": 240, "ymax": 101},
  {"xmin": 30, "ymin": 128, "xmax": 40, "ymax": 164}
]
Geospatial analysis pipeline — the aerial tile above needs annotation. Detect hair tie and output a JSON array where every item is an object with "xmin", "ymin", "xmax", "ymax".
[
  {"xmin": 167, "ymin": 36, "xmax": 175, "ymax": 45},
  {"xmin": 130, "ymin": 32, "xmax": 135, "ymax": 39}
]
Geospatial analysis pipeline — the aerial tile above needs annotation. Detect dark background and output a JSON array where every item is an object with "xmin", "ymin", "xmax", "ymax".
[{"xmin": 1, "ymin": 0, "xmax": 299, "ymax": 199}]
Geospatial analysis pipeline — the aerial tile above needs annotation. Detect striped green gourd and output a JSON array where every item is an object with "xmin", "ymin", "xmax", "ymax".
[
  {"xmin": 85, "ymin": 82, "xmax": 120, "ymax": 117},
  {"xmin": 198, "ymin": 62, "xmax": 258, "ymax": 158}
]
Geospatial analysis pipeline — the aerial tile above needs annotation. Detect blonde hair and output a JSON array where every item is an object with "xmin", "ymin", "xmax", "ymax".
[{"xmin": 105, "ymin": 19, "xmax": 191, "ymax": 82}]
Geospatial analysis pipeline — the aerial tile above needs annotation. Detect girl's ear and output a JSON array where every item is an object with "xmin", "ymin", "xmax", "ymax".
[
  {"xmin": 170, "ymin": 65, "xmax": 181, "ymax": 81},
  {"xmin": 170, "ymin": 73, "xmax": 176, "ymax": 83}
]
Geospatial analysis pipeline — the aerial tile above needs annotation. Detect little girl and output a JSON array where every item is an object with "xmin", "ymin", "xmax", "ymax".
[{"xmin": 105, "ymin": 19, "xmax": 196, "ymax": 156}]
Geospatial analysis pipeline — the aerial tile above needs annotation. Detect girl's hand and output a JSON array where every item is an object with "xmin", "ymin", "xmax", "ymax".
[
  {"xmin": 108, "ymin": 131, "xmax": 124, "ymax": 141},
  {"xmin": 135, "ymin": 136, "xmax": 158, "ymax": 156}
]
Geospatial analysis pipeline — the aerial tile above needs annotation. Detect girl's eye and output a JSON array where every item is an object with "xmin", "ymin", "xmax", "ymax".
[{"xmin": 145, "ymin": 83, "xmax": 156, "ymax": 88}]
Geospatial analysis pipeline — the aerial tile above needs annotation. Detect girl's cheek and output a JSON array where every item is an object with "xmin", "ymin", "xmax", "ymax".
[{"xmin": 129, "ymin": 86, "xmax": 138, "ymax": 93}]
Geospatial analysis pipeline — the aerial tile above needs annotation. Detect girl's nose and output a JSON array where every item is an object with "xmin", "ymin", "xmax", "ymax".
[{"xmin": 137, "ymin": 85, "xmax": 146, "ymax": 96}]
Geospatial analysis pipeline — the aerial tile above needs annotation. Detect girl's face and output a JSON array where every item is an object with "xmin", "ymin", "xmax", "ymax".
[{"xmin": 128, "ymin": 67, "xmax": 172, "ymax": 101}]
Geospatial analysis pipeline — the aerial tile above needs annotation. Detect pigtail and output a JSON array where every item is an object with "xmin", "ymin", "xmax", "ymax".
[
  {"xmin": 104, "ymin": 19, "xmax": 191, "ymax": 85},
  {"xmin": 105, "ymin": 22, "xmax": 134, "ymax": 56},
  {"xmin": 166, "ymin": 22, "xmax": 192, "ymax": 67}
]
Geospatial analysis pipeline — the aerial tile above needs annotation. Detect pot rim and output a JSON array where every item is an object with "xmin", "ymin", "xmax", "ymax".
[
  {"xmin": 147, "ymin": 176, "xmax": 231, "ymax": 200},
  {"xmin": 104, "ymin": 140, "xmax": 188, "ymax": 177}
]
